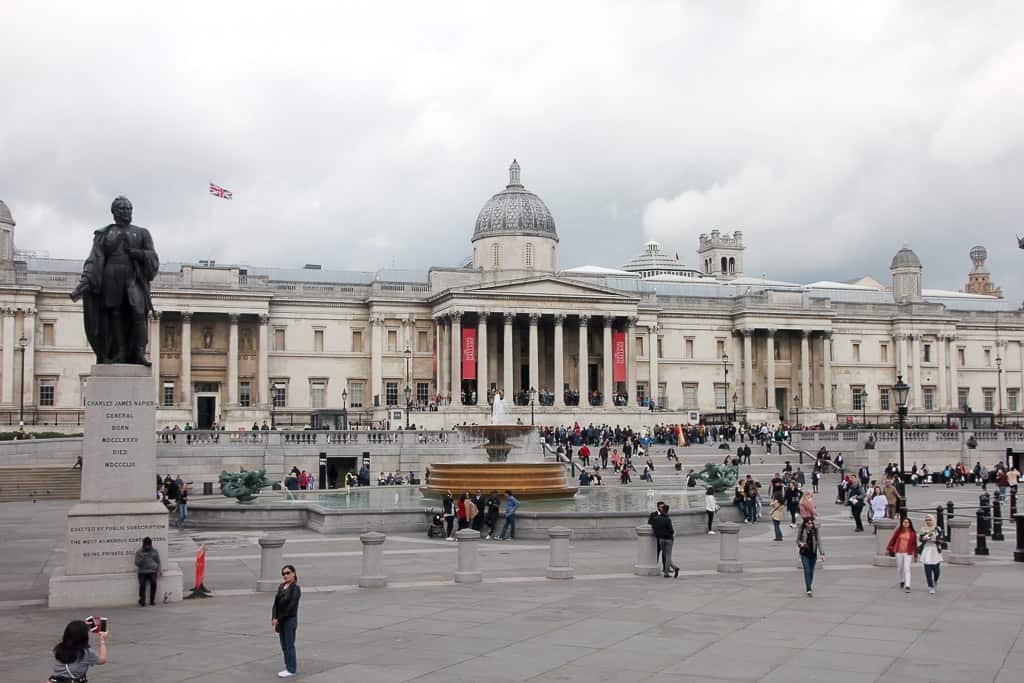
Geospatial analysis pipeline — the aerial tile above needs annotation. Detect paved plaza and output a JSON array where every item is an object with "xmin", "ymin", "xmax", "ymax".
[{"xmin": 2, "ymin": 481, "xmax": 1022, "ymax": 682}]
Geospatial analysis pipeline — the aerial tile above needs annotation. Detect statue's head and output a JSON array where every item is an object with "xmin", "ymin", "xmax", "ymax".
[{"xmin": 110, "ymin": 196, "xmax": 132, "ymax": 224}]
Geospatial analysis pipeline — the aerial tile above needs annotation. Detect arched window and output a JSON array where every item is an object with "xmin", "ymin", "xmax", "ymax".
[
  {"xmin": 491, "ymin": 243, "xmax": 501, "ymax": 269},
  {"xmin": 728, "ymin": 257, "xmax": 735, "ymax": 274},
  {"xmin": 524, "ymin": 242, "xmax": 534, "ymax": 269},
  {"xmin": 720, "ymin": 257, "xmax": 727, "ymax": 273}
]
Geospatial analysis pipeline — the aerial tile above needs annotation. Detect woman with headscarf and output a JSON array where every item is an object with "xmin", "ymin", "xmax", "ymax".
[{"xmin": 918, "ymin": 514, "xmax": 945, "ymax": 594}]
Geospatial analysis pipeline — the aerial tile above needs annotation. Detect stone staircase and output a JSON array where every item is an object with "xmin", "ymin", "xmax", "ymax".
[{"xmin": 0, "ymin": 465, "xmax": 81, "ymax": 502}]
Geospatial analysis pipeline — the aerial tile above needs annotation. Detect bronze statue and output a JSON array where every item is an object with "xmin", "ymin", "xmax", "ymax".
[
  {"xmin": 219, "ymin": 468, "xmax": 279, "ymax": 503},
  {"xmin": 693, "ymin": 462, "xmax": 739, "ymax": 495},
  {"xmin": 70, "ymin": 196, "xmax": 159, "ymax": 365}
]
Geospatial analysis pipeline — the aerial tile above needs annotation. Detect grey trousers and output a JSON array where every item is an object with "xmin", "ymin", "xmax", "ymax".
[{"xmin": 659, "ymin": 539, "xmax": 678, "ymax": 574}]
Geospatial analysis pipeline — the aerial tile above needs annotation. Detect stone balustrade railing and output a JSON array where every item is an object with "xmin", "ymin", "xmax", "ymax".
[
  {"xmin": 156, "ymin": 429, "xmax": 470, "ymax": 448},
  {"xmin": 796, "ymin": 429, "xmax": 1024, "ymax": 446}
]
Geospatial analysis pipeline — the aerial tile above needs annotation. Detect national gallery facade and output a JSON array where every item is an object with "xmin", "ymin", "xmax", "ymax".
[{"xmin": 0, "ymin": 161, "xmax": 1019, "ymax": 430}]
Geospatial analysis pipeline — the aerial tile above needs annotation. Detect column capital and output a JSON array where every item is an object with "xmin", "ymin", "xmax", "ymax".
[
  {"xmin": 821, "ymin": 331, "xmax": 833, "ymax": 341},
  {"xmin": 798, "ymin": 329, "xmax": 810, "ymax": 338},
  {"xmin": 476, "ymin": 312, "xmax": 489, "ymax": 324},
  {"xmin": 579, "ymin": 314, "xmax": 590, "ymax": 326},
  {"xmin": 738, "ymin": 327, "xmax": 753, "ymax": 337},
  {"xmin": 648, "ymin": 323, "xmax": 659, "ymax": 333},
  {"xmin": 182, "ymin": 312, "xmax": 193, "ymax": 324},
  {"xmin": 553, "ymin": 313, "xmax": 566, "ymax": 325},
  {"xmin": 370, "ymin": 315, "xmax": 386, "ymax": 327},
  {"xmin": 258, "ymin": 314, "xmax": 270, "ymax": 326},
  {"xmin": 451, "ymin": 310, "xmax": 463, "ymax": 322},
  {"xmin": 228, "ymin": 313, "xmax": 240, "ymax": 324},
  {"xmin": 528, "ymin": 313, "xmax": 539, "ymax": 325},
  {"xmin": 765, "ymin": 327, "xmax": 777, "ymax": 337},
  {"xmin": 946, "ymin": 333, "xmax": 958, "ymax": 342},
  {"xmin": 149, "ymin": 310, "xmax": 162, "ymax": 322},
  {"xmin": 503, "ymin": 312, "xmax": 515, "ymax": 324},
  {"xmin": 628, "ymin": 316, "xmax": 639, "ymax": 327},
  {"xmin": 603, "ymin": 315, "xmax": 614, "ymax": 328}
]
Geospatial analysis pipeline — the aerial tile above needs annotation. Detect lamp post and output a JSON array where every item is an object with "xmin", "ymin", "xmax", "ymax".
[
  {"xmin": 404, "ymin": 347, "xmax": 412, "ymax": 428},
  {"xmin": 721, "ymin": 353, "xmax": 729, "ymax": 419},
  {"xmin": 893, "ymin": 375, "xmax": 910, "ymax": 516},
  {"xmin": 18, "ymin": 335, "xmax": 28, "ymax": 427},
  {"xmin": 792, "ymin": 394, "xmax": 800, "ymax": 429},
  {"xmin": 996, "ymin": 355, "xmax": 1003, "ymax": 426},
  {"xmin": 862, "ymin": 391, "xmax": 869, "ymax": 428},
  {"xmin": 269, "ymin": 382, "xmax": 276, "ymax": 428},
  {"xmin": 341, "ymin": 388, "xmax": 348, "ymax": 430},
  {"xmin": 732, "ymin": 392, "xmax": 738, "ymax": 424},
  {"xmin": 529, "ymin": 386, "xmax": 536, "ymax": 426}
]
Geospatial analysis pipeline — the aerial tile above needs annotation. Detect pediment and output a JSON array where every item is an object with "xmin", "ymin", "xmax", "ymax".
[{"xmin": 461, "ymin": 276, "xmax": 635, "ymax": 301}]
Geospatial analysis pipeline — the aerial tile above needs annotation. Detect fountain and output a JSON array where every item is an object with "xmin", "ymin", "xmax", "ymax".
[{"xmin": 418, "ymin": 392, "xmax": 578, "ymax": 499}]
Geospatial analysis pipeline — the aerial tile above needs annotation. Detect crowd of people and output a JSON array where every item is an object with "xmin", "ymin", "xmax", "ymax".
[{"xmin": 437, "ymin": 489, "xmax": 519, "ymax": 541}]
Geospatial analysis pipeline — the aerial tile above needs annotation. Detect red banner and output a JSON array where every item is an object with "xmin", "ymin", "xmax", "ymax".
[
  {"xmin": 461, "ymin": 328, "xmax": 477, "ymax": 380},
  {"xmin": 194, "ymin": 544, "xmax": 207, "ymax": 590},
  {"xmin": 612, "ymin": 331, "xmax": 626, "ymax": 382}
]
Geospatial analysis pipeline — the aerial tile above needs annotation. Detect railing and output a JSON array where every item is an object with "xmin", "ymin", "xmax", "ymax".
[
  {"xmin": 157, "ymin": 429, "xmax": 463, "ymax": 447},
  {"xmin": 797, "ymin": 429, "xmax": 1024, "ymax": 447},
  {"xmin": 0, "ymin": 410, "xmax": 84, "ymax": 427}
]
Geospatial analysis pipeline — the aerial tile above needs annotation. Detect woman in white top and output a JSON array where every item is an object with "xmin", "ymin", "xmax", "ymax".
[
  {"xmin": 918, "ymin": 514, "xmax": 945, "ymax": 594},
  {"xmin": 869, "ymin": 486, "xmax": 887, "ymax": 533},
  {"xmin": 704, "ymin": 488, "xmax": 720, "ymax": 534}
]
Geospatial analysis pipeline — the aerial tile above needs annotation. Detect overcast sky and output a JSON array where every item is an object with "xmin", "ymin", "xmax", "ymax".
[{"xmin": 2, "ymin": 2, "xmax": 1022, "ymax": 297}]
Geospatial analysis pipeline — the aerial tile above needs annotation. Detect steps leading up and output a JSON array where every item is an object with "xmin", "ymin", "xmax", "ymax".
[{"xmin": 0, "ymin": 465, "xmax": 81, "ymax": 502}]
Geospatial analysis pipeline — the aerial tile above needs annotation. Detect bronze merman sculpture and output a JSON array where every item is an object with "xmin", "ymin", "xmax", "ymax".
[{"xmin": 70, "ymin": 196, "xmax": 158, "ymax": 366}]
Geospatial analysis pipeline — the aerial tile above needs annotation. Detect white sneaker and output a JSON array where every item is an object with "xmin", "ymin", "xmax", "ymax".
[
  {"xmin": 928, "ymin": 587, "xmax": 936, "ymax": 594},
  {"xmin": 446, "ymin": 537, "xmax": 454, "ymax": 541},
  {"xmin": 708, "ymin": 530, "xmax": 717, "ymax": 535},
  {"xmin": 278, "ymin": 671, "xmax": 295, "ymax": 678},
  {"xmin": 485, "ymin": 534, "xmax": 491, "ymax": 540},
  {"xmin": 789, "ymin": 523, "xmax": 797, "ymax": 528}
]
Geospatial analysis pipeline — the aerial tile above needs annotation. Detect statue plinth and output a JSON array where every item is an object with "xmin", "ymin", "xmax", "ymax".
[{"xmin": 49, "ymin": 365, "xmax": 182, "ymax": 608}]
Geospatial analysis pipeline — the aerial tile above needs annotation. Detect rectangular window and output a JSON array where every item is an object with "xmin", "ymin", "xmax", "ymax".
[
  {"xmin": 416, "ymin": 382, "xmax": 429, "ymax": 404},
  {"xmin": 984, "ymin": 348, "xmax": 991, "ymax": 366},
  {"xmin": 714, "ymin": 383, "xmax": 726, "ymax": 409},
  {"xmin": 852, "ymin": 342, "xmax": 861, "ymax": 362},
  {"xmin": 349, "ymin": 381, "xmax": 365, "ymax": 408},
  {"xmin": 879, "ymin": 387, "xmax": 891, "ymax": 412},
  {"xmin": 1008, "ymin": 388, "xmax": 1019, "ymax": 413},
  {"xmin": 636, "ymin": 336, "xmax": 645, "ymax": 357},
  {"xmin": 417, "ymin": 330, "xmax": 429, "ymax": 352},
  {"xmin": 983, "ymin": 388, "xmax": 995, "ymax": 412},
  {"xmin": 310, "ymin": 382, "xmax": 326, "ymax": 409},
  {"xmin": 923, "ymin": 386, "xmax": 935, "ymax": 411},
  {"xmin": 716, "ymin": 339, "xmax": 725, "ymax": 358},
  {"xmin": 313, "ymin": 329, "xmax": 324, "ymax": 352},
  {"xmin": 852, "ymin": 386, "xmax": 865, "ymax": 411},
  {"xmin": 352, "ymin": 330, "xmax": 363, "ymax": 353},
  {"xmin": 385, "ymin": 381, "xmax": 398, "ymax": 406},
  {"xmin": 636, "ymin": 383, "xmax": 647, "ymax": 402},
  {"xmin": 162, "ymin": 381, "xmax": 175, "ymax": 407},
  {"xmin": 272, "ymin": 383, "xmax": 287, "ymax": 408},
  {"xmin": 657, "ymin": 336, "xmax": 663, "ymax": 359},
  {"xmin": 683, "ymin": 383, "xmax": 698, "ymax": 410},
  {"xmin": 42, "ymin": 322, "xmax": 55, "ymax": 346},
  {"xmin": 239, "ymin": 381, "xmax": 251, "ymax": 408},
  {"xmin": 685, "ymin": 338, "xmax": 694, "ymax": 359},
  {"xmin": 958, "ymin": 347, "xmax": 965, "ymax": 366},
  {"xmin": 880, "ymin": 343, "xmax": 888, "ymax": 363},
  {"xmin": 273, "ymin": 328, "xmax": 285, "ymax": 351},
  {"xmin": 958, "ymin": 387, "xmax": 969, "ymax": 410},
  {"xmin": 38, "ymin": 378, "xmax": 55, "ymax": 406},
  {"xmin": 194, "ymin": 382, "xmax": 219, "ymax": 393},
  {"xmin": 387, "ymin": 329, "xmax": 398, "ymax": 352},
  {"xmin": 923, "ymin": 343, "xmax": 932, "ymax": 363}
]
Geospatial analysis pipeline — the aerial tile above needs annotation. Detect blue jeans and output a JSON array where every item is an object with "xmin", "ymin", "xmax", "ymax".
[
  {"xmin": 278, "ymin": 616, "xmax": 297, "ymax": 673},
  {"xmin": 176, "ymin": 503, "xmax": 187, "ymax": 528},
  {"xmin": 800, "ymin": 554, "xmax": 817, "ymax": 591},
  {"xmin": 924, "ymin": 563, "xmax": 941, "ymax": 588},
  {"xmin": 772, "ymin": 519, "xmax": 782, "ymax": 540},
  {"xmin": 500, "ymin": 514, "xmax": 516, "ymax": 539}
]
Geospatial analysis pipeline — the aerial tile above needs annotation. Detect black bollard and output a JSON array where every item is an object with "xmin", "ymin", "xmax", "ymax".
[
  {"xmin": 975, "ymin": 509, "xmax": 990, "ymax": 556},
  {"xmin": 946, "ymin": 500, "xmax": 955, "ymax": 542},
  {"xmin": 979, "ymin": 492, "xmax": 992, "ymax": 537},
  {"xmin": 935, "ymin": 505, "xmax": 945, "ymax": 533},
  {"xmin": 1015, "ymin": 514, "xmax": 1024, "ymax": 563},
  {"xmin": 992, "ymin": 497, "xmax": 1004, "ymax": 541}
]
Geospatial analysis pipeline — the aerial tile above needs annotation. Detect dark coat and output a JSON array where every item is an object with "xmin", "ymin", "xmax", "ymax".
[{"xmin": 273, "ymin": 581, "xmax": 301, "ymax": 621}]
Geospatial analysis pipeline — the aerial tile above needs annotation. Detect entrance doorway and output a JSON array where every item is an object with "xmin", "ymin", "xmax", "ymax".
[
  {"xmin": 196, "ymin": 396, "xmax": 216, "ymax": 429},
  {"xmin": 775, "ymin": 388, "xmax": 788, "ymax": 419},
  {"xmin": 326, "ymin": 456, "xmax": 357, "ymax": 489},
  {"xmin": 588, "ymin": 363, "xmax": 598, "ymax": 401}
]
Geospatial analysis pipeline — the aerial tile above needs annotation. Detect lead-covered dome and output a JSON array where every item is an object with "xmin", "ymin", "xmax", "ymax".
[
  {"xmin": 890, "ymin": 245, "xmax": 921, "ymax": 269},
  {"xmin": 472, "ymin": 160, "xmax": 558, "ymax": 243},
  {"xmin": 0, "ymin": 200, "xmax": 13, "ymax": 226}
]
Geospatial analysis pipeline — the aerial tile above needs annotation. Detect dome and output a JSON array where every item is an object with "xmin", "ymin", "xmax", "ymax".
[
  {"xmin": 472, "ymin": 160, "xmax": 558, "ymax": 243},
  {"xmin": 890, "ymin": 245, "xmax": 921, "ymax": 270},
  {"xmin": 0, "ymin": 200, "xmax": 13, "ymax": 226},
  {"xmin": 621, "ymin": 240, "xmax": 701, "ymax": 279}
]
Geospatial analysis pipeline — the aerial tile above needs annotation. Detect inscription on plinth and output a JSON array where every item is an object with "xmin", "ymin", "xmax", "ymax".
[{"xmin": 64, "ymin": 506, "xmax": 169, "ymax": 575}]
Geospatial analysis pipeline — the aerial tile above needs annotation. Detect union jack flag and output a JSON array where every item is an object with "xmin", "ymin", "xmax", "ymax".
[{"xmin": 209, "ymin": 182, "xmax": 233, "ymax": 200}]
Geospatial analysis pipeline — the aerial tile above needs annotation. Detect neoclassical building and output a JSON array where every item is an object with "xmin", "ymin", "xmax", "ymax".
[{"xmin": 0, "ymin": 162, "xmax": 1019, "ymax": 430}]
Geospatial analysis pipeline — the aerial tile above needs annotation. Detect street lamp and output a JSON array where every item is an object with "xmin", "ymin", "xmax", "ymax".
[
  {"xmin": 996, "ymin": 355, "xmax": 1003, "ymax": 425},
  {"xmin": 893, "ymin": 375, "xmax": 910, "ymax": 516},
  {"xmin": 529, "ymin": 386, "xmax": 536, "ymax": 426},
  {"xmin": 404, "ymin": 347, "xmax": 413, "ymax": 428},
  {"xmin": 731, "ymin": 392, "xmax": 738, "ymax": 423},
  {"xmin": 721, "ymin": 354, "xmax": 729, "ymax": 418},
  {"xmin": 18, "ymin": 335, "xmax": 28, "ymax": 427},
  {"xmin": 341, "ymin": 388, "xmax": 348, "ymax": 430},
  {"xmin": 269, "ymin": 381, "xmax": 277, "ymax": 428},
  {"xmin": 792, "ymin": 394, "xmax": 800, "ymax": 429},
  {"xmin": 862, "ymin": 391, "xmax": 869, "ymax": 427}
]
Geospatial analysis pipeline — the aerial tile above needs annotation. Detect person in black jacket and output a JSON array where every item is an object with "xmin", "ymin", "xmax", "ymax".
[
  {"xmin": 272, "ymin": 564, "xmax": 301, "ymax": 678},
  {"xmin": 648, "ymin": 502, "xmax": 679, "ymax": 578}
]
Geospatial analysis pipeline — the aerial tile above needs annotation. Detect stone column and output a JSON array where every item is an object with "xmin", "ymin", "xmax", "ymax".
[
  {"xmin": 823, "ymin": 333, "xmax": 833, "ymax": 410},
  {"xmin": 741, "ymin": 329, "xmax": 753, "ymax": 410},
  {"xmin": 503, "ymin": 313, "xmax": 514, "ymax": 398},
  {"xmin": 149, "ymin": 312, "xmax": 161, "ymax": 400},
  {"xmin": 227, "ymin": 314, "xmax": 239, "ymax": 407},
  {"xmin": 627, "ymin": 317, "xmax": 638, "ymax": 405},
  {"xmin": 937, "ymin": 334, "xmax": 948, "ymax": 411},
  {"xmin": 948, "ymin": 335, "xmax": 959, "ymax": 410},
  {"xmin": 477, "ymin": 314, "xmax": 488, "ymax": 398},
  {"xmin": 578, "ymin": 315, "xmax": 589, "ymax": 401},
  {"xmin": 648, "ymin": 323, "xmax": 659, "ymax": 407},
  {"xmin": 180, "ymin": 312, "xmax": 192, "ymax": 407},
  {"xmin": 358, "ymin": 531, "xmax": 387, "ymax": 587},
  {"xmin": 765, "ymin": 328, "xmax": 776, "ymax": 410},
  {"xmin": 553, "ymin": 315, "xmax": 565, "ymax": 407},
  {"xmin": 371, "ymin": 315, "xmax": 384, "ymax": 406},
  {"xmin": 21, "ymin": 310, "xmax": 34, "ymax": 414},
  {"xmin": 454, "ymin": 528, "xmax": 482, "ymax": 583},
  {"xmin": 716, "ymin": 522, "xmax": 742, "ymax": 573},
  {"xmin": 451, "ymin": 312, "xmax": 462, "ymax": 404},
  {"xmin": 528, "ymin": 313, "xmax": 539, "ymax": 393},
  {"xmin": 947, "ymin": 517, "xmax": 974, "ymax": 565},
  {"xmin": 633, "ymin": 525, "xmax": 659, "ymax": 576},
  {"xmin": 1, "ymin": 309, "xmax": 14, "ymax": 405},
  {"xmin": 433, "ymin": 317, "xmax": 442, "ymax": 397},
  {"xmin": 256, "ymin": 537, "xmax": 286, "ymax": 591},
  {"xmin": 438, "ymin": 316, "xmax": 448, "ymax": 398},
  {"xmin": 800, "ymin": 331, "xmax": 810, "ymax": 409},
  {"xmin": 602, "ymin": 316, "xmax": 613, "ymax": 406},
  {"xmin": 257, "ymin": 314, "xmax": 269, "ymax": 407},
  {"xmin": 910, "ymin": 334, "xmax": 922, "ymax": 410},
  {"xmin": 872, "ymin": 518, "xmax": 897, "ymax": 566},
  {"xmin": 546, "ymin": 527, "xmax": 574, "ymax": 579}
]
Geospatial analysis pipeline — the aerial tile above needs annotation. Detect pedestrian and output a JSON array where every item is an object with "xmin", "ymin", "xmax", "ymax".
[
  {"xmin": 48, "ymin": 619, "xmax": 108, "ymax": 683},
  {"xmin": 499, "ymin": 490, "xmax": 520, "ymax": 540},
  {"xmin": 456, "ymin": 493, "xmax": 469, "ymax": 531},
  {"xmin": 784, "ymin": 481, "xmax": 801, "ymax": 527},
  {"xmin": 134, "ymin": 536, "xmax": 161, "ymax": 607},
  {"xmin": 799, "ymin": 490, "xmax": 816, "ymax": 522},
  {"xmin": 176, "ymin": 483, "xmax": 188, "ymax": 529},
  {"xmin": 770, "ymin": 495, "xmax": 785, "ymax": 541},
  {"xmin": 272, "ymin": 564, "xmax": 301, "ymax": 678},
  {"xmin": 704, "ymin": 487, "xmax": 719, "ymax": 534},
  {"xmin": 870, "ymin": 485, "xmax": 887, "ymax": 533},
  {"xmin": 648, "ymin": 502, "xmax": 680, "ymax": 577},
  {"xmin": 918, "ymin": 514, "xmax": 945, "ymax": 595},
  {"xmin": 811, "ymin": 468, "xmax": 820, "ymax": 493},
  {"xmin": 886, "ymin": 517, "xmax": 918, "ymax": 593},
  {"xmin": 796, "ymin": 517, "xmax": 825, "ymax": 597},
  {"xmin": 441, "ymin": 491, "xmax": 456, "ymax": 540},
  {"xmin": 463, "ymin": 493, "xmax": 478, "ymax": 533},
  {"xmin": 484, "ymin": 490, "xmax": 500, "ymax": 539},
  {"xmin": 848, "ymin": 481, "xmax": 865, "ymax": 532},
  {"xmin": 471, "ymin": 490, "xmax": 486, "ymax": 531}
]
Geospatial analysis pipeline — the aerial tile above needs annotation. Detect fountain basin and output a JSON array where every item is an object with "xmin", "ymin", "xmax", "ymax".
[{"xmin": 420, "ymin": 462, "xmax": 578, "ymax": 499}]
